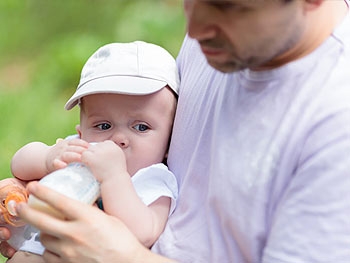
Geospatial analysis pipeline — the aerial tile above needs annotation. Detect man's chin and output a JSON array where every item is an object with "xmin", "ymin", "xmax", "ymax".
[{"xmin": 207, "ymin": 59, "xmax": 245, "ymax": 73}]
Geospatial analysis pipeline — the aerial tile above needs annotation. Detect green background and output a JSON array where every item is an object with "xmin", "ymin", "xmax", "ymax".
[{"xmin": 0, "ymin": 1, "xmax": 185, "ymax": 261}]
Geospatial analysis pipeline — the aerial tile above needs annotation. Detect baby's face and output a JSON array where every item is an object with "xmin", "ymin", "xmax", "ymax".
[{"xmin": 77, "ymin": 88, "xmax": 176, "ymax": 176}]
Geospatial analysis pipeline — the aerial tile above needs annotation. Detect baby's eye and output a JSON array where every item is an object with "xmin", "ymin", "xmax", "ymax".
[
  {"xmin": 96, "ymin": 123, "xmax": 111, "ymax": 130},
  {"xmin": 133, "ymin": 124, "xmax": 150, "ymax": 132}
]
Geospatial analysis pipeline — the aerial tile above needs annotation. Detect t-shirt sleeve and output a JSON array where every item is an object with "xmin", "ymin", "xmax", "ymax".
[{"xmin": 131, "ymin": 163, "xmax": 178, "ymax": 216}]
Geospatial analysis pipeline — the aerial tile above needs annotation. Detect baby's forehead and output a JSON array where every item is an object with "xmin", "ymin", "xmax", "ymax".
[
  {"xmin": 79, "ymin": 88, "xmax": 176, "ymax": 120},
  {"xmin": 81, "ymin": 87, "xmax": 175, "ymax": 105}
]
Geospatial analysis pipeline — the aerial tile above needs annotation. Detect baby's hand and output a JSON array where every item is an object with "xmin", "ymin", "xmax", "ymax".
[
  {"xmin": 46, "ymin": 138, "xmax": 90, "ymax": 173},
  {"xmin": 81, "ymin": 140, "xmax": 127, "ymax": 183}
]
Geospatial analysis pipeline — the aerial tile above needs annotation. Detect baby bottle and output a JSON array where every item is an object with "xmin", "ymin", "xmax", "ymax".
[
  {"xmin": 1, "ymin": 163, "xmax": 100, "ymax": 251},
  {"xmin": 0, "ymin": 183, "xmax": 29, "ymax": 250},
  {"xmin": 28, "ymin": 162, "xmax": 101, "ymax": 218},
  {"xmin": 0, "ymin": 163, "xmax": 100, "ymax": 251}
]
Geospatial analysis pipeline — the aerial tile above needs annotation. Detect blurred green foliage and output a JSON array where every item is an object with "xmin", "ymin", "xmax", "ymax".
[{"xmin": 0, "ymin": 2, "xmax": 184, "ymax": 261}]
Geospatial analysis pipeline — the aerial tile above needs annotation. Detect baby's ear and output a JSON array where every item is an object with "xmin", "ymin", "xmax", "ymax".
[{"xmin": 75, "ymin": 124, "xmax": 82, "ymax": 138}]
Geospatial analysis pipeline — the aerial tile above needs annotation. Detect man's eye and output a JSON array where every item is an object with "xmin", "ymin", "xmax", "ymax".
[
  {"xmin": 96, "ymin": 123, "xmax": 111, "ymax": 130},
  {"xmin": 206, "ymin": 1, "xmax": 248, "ymax": 12},
  {"xmin": 205, "ymin": 1, "xmax": 233, "ymax": 8},
  {"xmin": 133, "ymin": 124, "xmax": 149, "ymax": 132}
]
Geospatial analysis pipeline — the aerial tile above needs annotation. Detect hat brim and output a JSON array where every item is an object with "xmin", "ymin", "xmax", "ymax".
[{"xmin": 65, "ymin": 75, "xmax": 168, "ymax": 110}]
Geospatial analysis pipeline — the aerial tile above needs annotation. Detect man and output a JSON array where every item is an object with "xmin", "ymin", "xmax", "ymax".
[{"xmin": 2, "ymin": 0, "xmax": 350, "ymax": 262}]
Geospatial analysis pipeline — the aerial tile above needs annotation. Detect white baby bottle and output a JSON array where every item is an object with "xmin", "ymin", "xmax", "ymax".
[
  {"xmin": 0, "ymin": 162, "xmax": 100, "ymax": 251},
  {"xmin": 28, "ymin": 162, "xmax": 101, "ymax": 218}
]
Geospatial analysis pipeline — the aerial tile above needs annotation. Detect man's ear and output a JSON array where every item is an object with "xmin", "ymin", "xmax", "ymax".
[
  {"xmin": 76, "ymin": 124, "xmax": 82, "ymax": 138},
  {"xmin": 304, "ymin": 0, "xmax": 323, "ymax": 11}
]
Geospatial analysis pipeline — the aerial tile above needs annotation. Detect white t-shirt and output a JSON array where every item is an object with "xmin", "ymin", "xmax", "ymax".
[
  {"xmin": 19, "ymin": 163, "xmax": 178, "ymax": 255},
  {"xmin": 152, "ymin": 6, "xmax": 350, "ymax": 263}
]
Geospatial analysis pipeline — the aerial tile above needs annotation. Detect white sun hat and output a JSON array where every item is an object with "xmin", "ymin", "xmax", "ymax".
[{"xmin": 65, "ymin": 41, "xmax": 179, "ymax": 110}]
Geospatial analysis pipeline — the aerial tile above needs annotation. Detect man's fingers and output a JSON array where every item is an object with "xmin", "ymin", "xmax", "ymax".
[
  {"xmin": 0, "ymin": 226, "xmax": 11, "ymax": 241},
  {"xmin": 15, "ymin": 201, "xmax": 67, "ymax": 239},
  {"xmin": 0, "ymin": 241, "xmax": 16, "ymax": 258},
  {"xmin": 42, "ymin": 248, "xmax": 62, "ymax": 263},
  {"xmin": 24, "ymin": 182, "xmax": 96, "ymax": 221}
]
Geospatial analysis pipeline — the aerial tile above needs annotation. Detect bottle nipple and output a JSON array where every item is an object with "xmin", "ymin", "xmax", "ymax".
[
  {"xmin": 0, "ymin": 185, "xmax": 28, "ymax": 226},
  {"xmin": 6, "ymin": 191, "xmax": 27, "ymax": 216}
]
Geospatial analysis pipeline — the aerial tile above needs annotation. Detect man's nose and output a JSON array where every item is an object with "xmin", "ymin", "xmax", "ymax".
[{"xmin": 185, "ymin": 0, "xmax": 217, "ymax": 41}]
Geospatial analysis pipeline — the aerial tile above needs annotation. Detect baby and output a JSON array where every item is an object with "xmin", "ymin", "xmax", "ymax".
[{"xmin": 5, "ymin": 41, "xmax": 179, "ymax": 263}]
